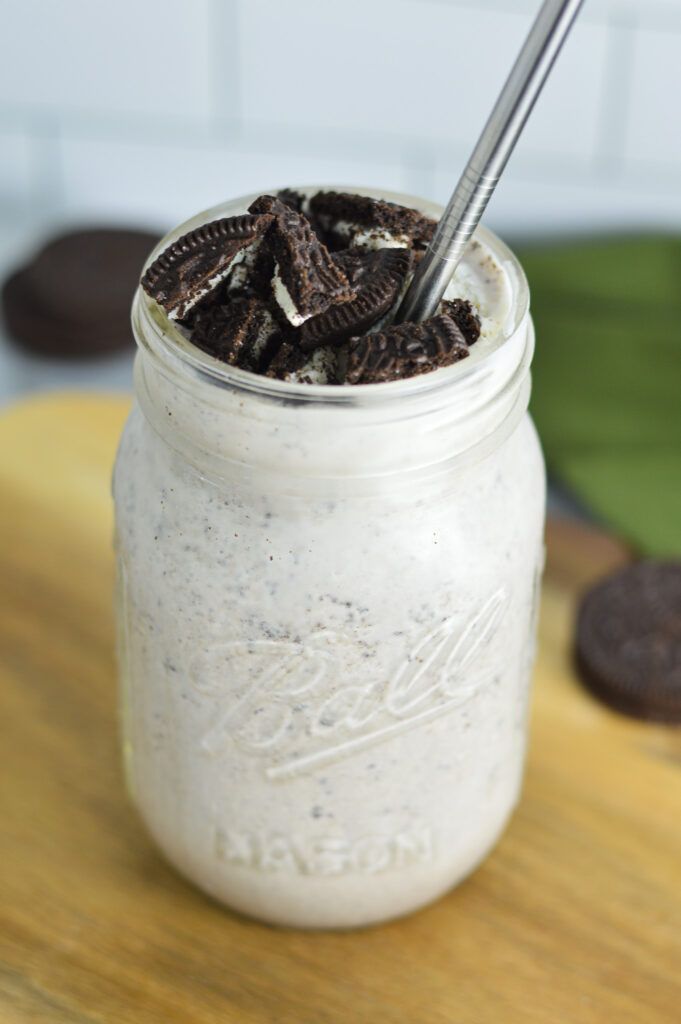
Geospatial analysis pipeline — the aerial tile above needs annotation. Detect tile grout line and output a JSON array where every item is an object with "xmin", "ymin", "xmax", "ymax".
[
  {"xmin": 590, "ymin": 7, "xmax": 638, "ymax": 182},
  {"xmin": 2, "ymin": 97, "xmax": 680, "ymax": 194},
  {"xmin": 27, "ymin": 110, "xmax": 64, "ymax": 220},
  {"xmin": 209, "ymin": 0, "xmax": 243, "ymax": 138}
]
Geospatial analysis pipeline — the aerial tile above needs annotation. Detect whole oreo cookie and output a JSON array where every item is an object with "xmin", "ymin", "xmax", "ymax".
[
  {"xmin": 575, "ymin": 560, "xmax": 681, "ymax": 722},
  {"xmin": 2, "ymin": 227, "xmax": 159, "ymax": 357}
]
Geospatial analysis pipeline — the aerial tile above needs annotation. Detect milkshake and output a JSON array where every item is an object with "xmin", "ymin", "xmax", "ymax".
[{"xmin": 113, "ymin": 187, "xmax": 545, "ymax": 928}]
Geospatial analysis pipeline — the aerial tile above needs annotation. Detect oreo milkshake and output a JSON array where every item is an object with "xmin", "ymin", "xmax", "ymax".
[{"xmin": 114, "ymin": 188, "xmax": 545, "ymax": 928}]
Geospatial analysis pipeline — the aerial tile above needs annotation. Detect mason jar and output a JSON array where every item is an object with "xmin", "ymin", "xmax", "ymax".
[{"xmin": 113, "ymin": 188, "xmax": 545, "ymax": 929}]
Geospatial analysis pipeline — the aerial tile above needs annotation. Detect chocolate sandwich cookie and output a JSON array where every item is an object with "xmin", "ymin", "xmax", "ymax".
[
  {"xmin": 249, "ymin": 196, "xmax": 353, "ymax": 326},
  {"xmin": 2, "ymin": 227, "xmax": 159, "ymax": 357},
  {"xmin": 575, "ymin": 560, "xmax": 681, "ymax": 722},
  {"xmin": 309, "ymin": 191, "xmax": 436, "ymax": 252},
  {"xmin": 140, "ymin": 213, "xmax": 273, "ymax": 322},
  {"xmin": 440, "ymin": 298, "xmax": 481, "ymax": 346},
  {"xmin": 190, "ymin": 295, "xmax": 281, "ymax": 372},
  {"xmin": 346, "ymin": 313, "xmax": 469, "ymax": 384},
  {"xmin": 299, "ymin": 248, "xmax": 413, "ymax": 352}
]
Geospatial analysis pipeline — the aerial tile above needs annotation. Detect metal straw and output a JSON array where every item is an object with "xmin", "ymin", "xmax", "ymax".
[{"xmin": 395, "ymin": 0, "xmax": 585, "ymax": 325}]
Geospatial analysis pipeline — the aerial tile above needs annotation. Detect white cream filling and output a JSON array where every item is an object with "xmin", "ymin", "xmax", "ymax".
[
  {"xmin": 318, "ymin": 217, "xmax": 410, "ymax": 251},
  {"xmin": 227, "ymin": 262, "xmax": 249, "ymax": 293},
  {"xmin": 352, "ymin": 226, "xmax": 410, "ymax": 250},
  {"xmin": 272, "ymin": 266, "xmax": 314, "ymax": 327},
  {"xmin": 286, "ymin": 346, "xmax": 336, "ymax": 385}
]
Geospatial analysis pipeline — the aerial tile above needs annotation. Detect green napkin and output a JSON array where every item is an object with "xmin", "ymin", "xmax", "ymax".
[{"xmin": 512, "ymin": 236, "xmax": 681, "ymax": 556}]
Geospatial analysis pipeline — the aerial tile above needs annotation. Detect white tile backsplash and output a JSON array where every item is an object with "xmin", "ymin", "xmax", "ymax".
[
  {"xmin": 517, "ymin": 20, "xmax": 609, "ymax": 160},
  {"xmin": 0, "ymin": 130, "xmax": 34, "ymax": 209},
  {"xmin": 0, "ymin": 0, "xmax": 679, "ymax": 237},
  {"xmin": 57, "ymin": 135, "xmax": 414, "ymax": 228},
  {"xmin": 239, "ymin": 0, "xmax": 531, "ymax": 146},
  {"xmin": 626, "ymin": 25, "xmax": 681, "ymax": 166},
  {"xmin": 0, "ymin": 0, "xmax": 215, "ymax": 120}
]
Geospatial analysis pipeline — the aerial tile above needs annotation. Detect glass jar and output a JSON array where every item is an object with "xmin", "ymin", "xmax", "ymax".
[{"xmin": 113, "ymin": 188, "xmax": 545, "ymax": 929}]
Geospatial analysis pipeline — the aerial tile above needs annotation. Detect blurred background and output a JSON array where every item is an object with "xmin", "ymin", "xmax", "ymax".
[{"xmin": 1, "ymin": 0, "xmax": 679, "ymax": 547}]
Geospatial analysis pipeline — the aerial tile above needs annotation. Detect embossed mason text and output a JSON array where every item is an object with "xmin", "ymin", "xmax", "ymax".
[{"xmin": 214, "ymin": 825, "xmax": 433, "ymax": 876}]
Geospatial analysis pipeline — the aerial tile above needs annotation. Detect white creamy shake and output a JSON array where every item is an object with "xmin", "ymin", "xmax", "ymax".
[{"xmin": 114, "ymin": 188, "xmax": 545, "ymax": 928}]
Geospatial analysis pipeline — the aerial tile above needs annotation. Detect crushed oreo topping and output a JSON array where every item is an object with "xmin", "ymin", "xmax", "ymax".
[
  {"xmin": 346, "ymin": 314, "xmax": 469, "ymax": 385},
  {"xmin": 299, "ymin": 248, "xmax": 413, "ymax": 352},
  {"xmin": 140, "ymin": 189, "xmax": 487, "ymax": 385},
  {"xmin": 190, "ymin": 295, "xmax": 280, "ymax": 372},
  {"xmin": 140, "ymin": 213, "xmax": 272, "ymax": 321},
  {"xmin": 309, "ymin": 191, "xmax": 436, "ymax": 251}
]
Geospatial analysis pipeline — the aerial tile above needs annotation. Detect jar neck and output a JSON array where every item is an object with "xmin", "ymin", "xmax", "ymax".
[
  {"xmin": 131, "ymin": 188, "xmax": 532, "ymax": 498},
  {"xmin": 133, "ymin": 292, "xmax": 534, "ymax": 498}
]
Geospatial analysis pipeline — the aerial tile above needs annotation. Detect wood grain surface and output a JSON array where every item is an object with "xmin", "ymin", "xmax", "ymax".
[{"xmin": 1, "ymin": 393, "xmax": 679, "ymax": 1024}]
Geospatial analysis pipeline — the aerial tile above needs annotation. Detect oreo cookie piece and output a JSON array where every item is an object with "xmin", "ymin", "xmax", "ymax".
[
  {"xmin": 263, "ymin": 338, "xmax": 308, "ymax": 380},
  {"xmin": 346, "ymin": 313, "xmax": 469, "ymax": 384},
  {"xmin": 249, "ymin": 195, "xmax": 353, "ymax": 326},
  {"xmin": 1, "ymin": 227, "xmax": 159, "ymax": 357},
  {"xmin": 299, "ymin": 248, "xmax": 413, "ymax": 352},
  {"xmin": 140, "ymin": 213, "xmax": 273, "ymax": 322},
  {"xmin": 190, "ymin": 295, "xmax": 280, "ymax": 371},
  {"xmin": 268, "ymin": 345, "xmax": 339, "ymax": 385},
  {"xmin": 276, "ymin": 188, "xmax": 306, "ymax": 215},
  {"xmin": 575, "ymin": 560, "xmax": 681, "ymax": 722},
  {"xmin": 440, "ymin": 298, "xmax": 481, "ymax": 346},
  {"xmin": 309, "ymin": 191, "xmax": 436, "ymax": 252}
]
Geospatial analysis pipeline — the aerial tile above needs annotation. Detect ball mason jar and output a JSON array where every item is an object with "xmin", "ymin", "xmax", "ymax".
[{"xmin": 113, "ymin": 188, "xmax": 546, "ymax": 929}]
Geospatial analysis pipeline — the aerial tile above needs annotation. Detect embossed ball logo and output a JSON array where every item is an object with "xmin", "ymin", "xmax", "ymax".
[{"xmin": 189, "ymin": 589, "xmax": 507, "ymax": 779}]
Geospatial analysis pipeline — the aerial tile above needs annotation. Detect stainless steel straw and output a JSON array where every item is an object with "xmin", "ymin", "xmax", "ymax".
[{"xmin": 395, "ymin": 0, "xmax": 585, "ymax": 325}]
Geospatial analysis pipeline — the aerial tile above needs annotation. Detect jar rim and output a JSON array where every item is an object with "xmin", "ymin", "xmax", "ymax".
[{"xmin": 132, "ymin": 186, "xmax": 530, "ymax": 408}]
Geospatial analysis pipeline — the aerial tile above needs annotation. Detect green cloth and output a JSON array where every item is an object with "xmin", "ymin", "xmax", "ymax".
[{"xmin": 512, "ymin": 235, "xmax": 681, "ymax": 556}]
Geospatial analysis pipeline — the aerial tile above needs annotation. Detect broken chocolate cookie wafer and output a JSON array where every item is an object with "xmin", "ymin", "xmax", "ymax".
[
  {"xmin": 440, "ymin": 298, "xmax": 481, "ymax": 346},
  {"xmin": 140, "ymin": 213, "xmax": 272, "ymax": 321},
  {"xmin": 346, "ymin": 313, "xmax": 469, "ymax": 385},
  {"xmin": 249, "ymin": 196, "xmax": 353, "ymax": 327},
  {"xmin": 299, "ymin": 248, "xmax": 413, "ymax": 352},
  {"xmin": 309, "ymin": 191, "xmax": 436, "ymax": 252},
  {"xmin": 263, "ymin": 338, "xmax": 307, "ymax": 379},
  {"xmin": 575, "ymin": 560, "xmax": 681, "ymax": 722},
  {"xmin": 190, "ymin": 295, "xmax": 280, "ymax": 372},
  {"xmin": 276, "ymin": 188, "xmax": 306, "ymax": 215}
]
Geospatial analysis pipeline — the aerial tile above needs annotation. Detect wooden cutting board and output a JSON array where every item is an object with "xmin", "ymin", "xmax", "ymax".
[{"xmin": 1, "ymin": 394, "xmax": 679, "ymax": 1024}]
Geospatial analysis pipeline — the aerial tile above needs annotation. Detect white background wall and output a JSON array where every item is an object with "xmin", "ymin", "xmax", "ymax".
[{"xmin": 1, "ymin": 0, "xmax": 680, "ymax": 242}]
